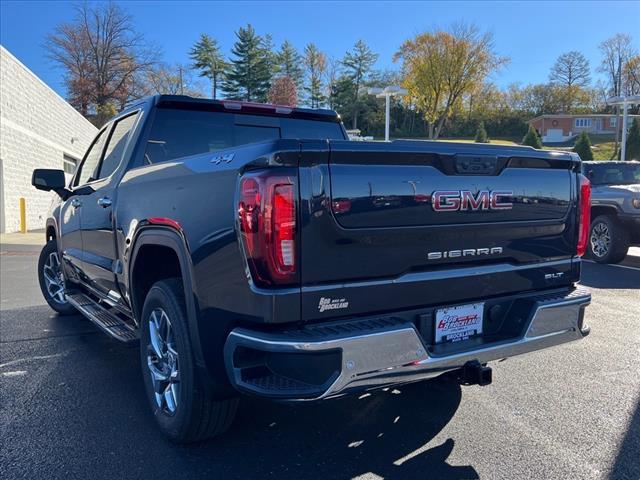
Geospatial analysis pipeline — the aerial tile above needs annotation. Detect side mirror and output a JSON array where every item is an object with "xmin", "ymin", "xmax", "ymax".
[{"xmin": 32, "ymin": 169, "xmax": 71, "ymax": 199}]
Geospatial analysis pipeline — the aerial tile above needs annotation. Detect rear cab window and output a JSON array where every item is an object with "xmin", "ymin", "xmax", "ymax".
[{"xmin": 143, "ymin": 107, "xmax": 345, "ymax": 165}]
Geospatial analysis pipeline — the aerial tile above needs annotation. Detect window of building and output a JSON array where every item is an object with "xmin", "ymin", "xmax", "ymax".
[
  {"xmin": 610, "ymin": 117, "xmax": 617, "ymax": 128},
  {"xmin": 575, "ymin": 118, "xmax": 592, "ymax": 128},
  {"xmin": 63, "ymin": 154, "xmax": 79, "ymax": 174}
]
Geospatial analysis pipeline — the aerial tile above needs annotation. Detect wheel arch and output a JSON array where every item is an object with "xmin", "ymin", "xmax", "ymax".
[
  {"xmin": 590, "ymin": 205, "xmax": 619, "ymax": 220},
  {"xmin": 45, "ymin": 218, "xmax": 57, "ymax": 242},
  {"xmin": 129, "ymin": 227, "xmax": 206, "ymax": 372}
]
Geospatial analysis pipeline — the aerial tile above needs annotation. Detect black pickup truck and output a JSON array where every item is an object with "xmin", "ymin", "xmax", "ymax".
[{"xmin": 33, "ymin": 95, "xmax": 592, "ymax": 443}]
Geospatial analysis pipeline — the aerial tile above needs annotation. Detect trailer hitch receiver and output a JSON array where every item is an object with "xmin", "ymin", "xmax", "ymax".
[{"xmin": 458, "ymin": 360, "xmax": 493, "ymax": 386}]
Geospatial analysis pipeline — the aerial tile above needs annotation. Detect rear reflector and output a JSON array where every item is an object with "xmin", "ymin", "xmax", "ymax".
[
  {"xmin": 148, "ymin": 217, "xmax": 182, "ymax": 231},
  {"xmin": 332, "ymin": 199, "xmax": 351, "ymax": 214},
  {"xmin": 577, "ymin": 174, "xmax": 591, "ymax": 257},
  {"xmin": 238, "ymin": 171, "xmax": 298, "ymax": 286}
]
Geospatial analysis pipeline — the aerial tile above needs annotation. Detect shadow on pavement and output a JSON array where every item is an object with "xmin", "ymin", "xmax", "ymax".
[
  {"xmin": 206, "ymin": 379, "xmax": 476, "ymax": 480},
  {"xmin": 579, "ymin": 261, "xmax": 640, "ymax": 290},
  {"xmin": 0, "ymin": 306, "xmax": 95, "ymax": 342},
  {"xmin": 610, "ymin": 396, "xmax": 640, "ymax": 480},
  {"xmin": 1, "ymin": 310, "xmax": 476, "ymax": 480}
]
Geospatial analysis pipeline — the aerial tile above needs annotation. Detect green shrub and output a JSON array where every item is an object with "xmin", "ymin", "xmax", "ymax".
[
  {"xmin": 522, "ymin": 125, "xmax": 542, "ymax": 149},
  {"xmin": 474, "ymin": 121, "xmax": 489, "ymax": 143},
  {"xmin": 573, "ymin": 131, "xmax": 593, "ymax": 160},
  {"xmin": 625, "ymin": 118, "xmax": 640, "ymax": 161}
]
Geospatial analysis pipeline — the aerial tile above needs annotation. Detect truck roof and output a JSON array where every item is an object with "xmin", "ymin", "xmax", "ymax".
[
  {"xmin": 147, "ymin": 94, "xmax": 342, "ymax": 123},
  {"xmin": 582, "ymin": 160, "xmax": 639, "ymax": 165}
]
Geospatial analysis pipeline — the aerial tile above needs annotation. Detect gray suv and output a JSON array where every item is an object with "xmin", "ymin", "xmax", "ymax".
[{"xmin": 582, "ymin": 161, "xmax": 640, "ymax": 263}]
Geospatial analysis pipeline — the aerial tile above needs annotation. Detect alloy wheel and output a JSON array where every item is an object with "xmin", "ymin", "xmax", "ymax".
[
  {"xmin": 43, "ymin": 251, "xmax": 67, "ymax": 304},
  {"xmin": 146, "ymin": 308, "xmax": 180, "ymax": 414},
  {"xmin": 590, "ymin": 222, "xmax": 611, "ymax": 258}
]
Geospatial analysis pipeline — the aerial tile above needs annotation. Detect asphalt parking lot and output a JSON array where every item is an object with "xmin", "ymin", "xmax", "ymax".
[{"xmin": 1, "ymin": 243, "xmax": 639, "ymax": 480}]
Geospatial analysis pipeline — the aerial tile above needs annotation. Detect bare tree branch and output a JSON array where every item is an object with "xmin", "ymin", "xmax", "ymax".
[{"xmin": 46, "ymin": 1, "xmax": 161, "ymax": 123}]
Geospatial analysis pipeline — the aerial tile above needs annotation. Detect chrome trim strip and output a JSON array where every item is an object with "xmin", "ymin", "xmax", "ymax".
[
  {"xmin": 301, "ymin": 259, "xmax": 574, "ymax": 292},
  {"xmin": 225, "ymin": 287, "xmax": 591, "ymax": 400}
]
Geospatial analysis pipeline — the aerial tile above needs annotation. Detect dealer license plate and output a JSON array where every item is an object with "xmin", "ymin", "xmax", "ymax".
[{"xmin": 435, "ymin": 302, "xmax": 484, "ymax": 344}]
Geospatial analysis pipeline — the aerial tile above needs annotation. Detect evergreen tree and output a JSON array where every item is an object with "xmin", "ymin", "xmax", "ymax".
[
  {"xmin": 303, "ymin": 43, "xmax": 327, "ymax": 108},
  {"xmin": 223, "ymin": 25, "xmax": 272, "ymax": 102},
  {"xmin": 625, "ymin": 118, "xmax": 640, "ymax": 161},
  {"xmin": 474, "ymin": 121, "xmax": 489, "ymax": 143},
  {"xmin": 573, "ymin": 131, "xmax": 594, "ymax": 160},
  {"xmin": 342, "ymin": 40, "xmax": 378, "ymax": 129},
  {"xmin": 276, "ymin": 41, "xmax": 304, "ymax": 88},
  {"xmin": 189, "ymin": 33, "xmax": 227, "ymax": 99},
  {"xmin": 329, "ymin": 76, "xmax": 357, "ymax": 121},
  {"xmin": 522, "ymin": 125, "xmax": 543, "ymax": 149},
  {"xmin": 262, "ymin": 33, "xmax": 278, "ymax": 78}
]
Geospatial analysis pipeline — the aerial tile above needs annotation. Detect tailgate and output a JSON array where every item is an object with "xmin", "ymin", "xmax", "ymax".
[{"xmin": 298, "ymin": 140, "xmax": 581, "ymax": 321}]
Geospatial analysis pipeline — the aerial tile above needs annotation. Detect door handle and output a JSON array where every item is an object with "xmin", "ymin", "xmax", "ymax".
[
  {"xmin": 71, "ymin": 198, "xmax": 82, "ymax": 208},
  {"xmin": 97, "ymin": 197, "xmax": 112, "ymax": 208}
]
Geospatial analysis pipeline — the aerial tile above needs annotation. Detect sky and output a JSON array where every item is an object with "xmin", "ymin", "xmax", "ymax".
[{"xmin": 1, "ymin": 0, "xmax": 639, "ymax": 98}]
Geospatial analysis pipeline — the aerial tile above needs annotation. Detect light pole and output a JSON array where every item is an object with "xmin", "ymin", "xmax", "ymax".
[
  {"xmin": 606, "ymin": 95, "xmax": 640, "ymax": 161},
  {"xmin": 368, "ymin": 86, "xmax": 407, "ymax": 141}
]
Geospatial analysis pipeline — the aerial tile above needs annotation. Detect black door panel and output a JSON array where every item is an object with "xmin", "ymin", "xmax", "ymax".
[
  {"xmin": 80, "ymin": 186, "xmax": 119, "ymax": 295},
  {"xmin": 58, "ymin": 198, "xmax": 83, "ymax": 282},
  {"xmin": 78, "ymin": 113, "xmax": 139, "ymax": 297}
]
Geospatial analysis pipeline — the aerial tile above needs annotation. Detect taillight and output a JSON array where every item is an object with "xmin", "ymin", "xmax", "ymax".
[
  {"xmin": 577, "ymin": 174, "xmax": 591, "ymax": 257},
  {"xmin": 238, "ymin": 171, "xmax": 298, "ymax": 286},
  {"xmin": 272, "ymin": 184, "xmax": 295, "ymax": 273}
]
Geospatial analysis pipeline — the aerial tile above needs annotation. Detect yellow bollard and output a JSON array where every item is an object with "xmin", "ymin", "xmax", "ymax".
[{"xmin": 19, "ymin": 197, "xmax": 26, "ymax": 233}]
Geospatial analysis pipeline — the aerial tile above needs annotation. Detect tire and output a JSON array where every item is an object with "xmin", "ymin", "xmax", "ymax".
[
  {"xmin": 37, "ymin": 239, "xmax": 76, "ymax": 315},
  {"xmin": 588, "ymin": 215, "xmax": 630, "ymax": 264},
  {"xmin": 140, "ymin": 278, "xmax": 238, "ymax": 443}
]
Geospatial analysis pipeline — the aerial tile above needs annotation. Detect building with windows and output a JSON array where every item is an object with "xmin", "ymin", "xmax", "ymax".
[
  {"xmin": 0, "ymin": 45, "xmax": 97, "ymax": 233},
  {"xmin": 528, "ymin": 113, "xmax": 640, "ymax": 144}
]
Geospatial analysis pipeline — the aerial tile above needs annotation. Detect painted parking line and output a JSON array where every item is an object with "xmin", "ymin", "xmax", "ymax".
[{"xmin": 583, "ymin": 259, "xmax": 640, "ymax": 272}]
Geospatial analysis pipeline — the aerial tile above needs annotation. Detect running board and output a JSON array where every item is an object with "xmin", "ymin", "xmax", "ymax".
[{"xmin": 67, "ymin": 292, "xmax": 139, "ymax": 344}]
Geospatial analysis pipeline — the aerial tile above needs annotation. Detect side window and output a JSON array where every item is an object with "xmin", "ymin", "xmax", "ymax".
[
  {"xmin": 98, "ymin": 113, "xmax": 138, "ymax": 179},
  {"xmin": 75, "ymin": 128, "xmax": 108, "ymax": 186}
]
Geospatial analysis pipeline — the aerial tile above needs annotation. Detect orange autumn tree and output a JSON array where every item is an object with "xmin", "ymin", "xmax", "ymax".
[
  {"xmin": 394, "ymin": 23, "xmax": 507, "ymax": 139},
  {"xmin": 267, "ymin": 76, "xmax": 298, "ymax": 106}
]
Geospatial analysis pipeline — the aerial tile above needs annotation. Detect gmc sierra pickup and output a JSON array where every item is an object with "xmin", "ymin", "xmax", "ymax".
[{"xmin": 32, "ymin": 95, "xmax": 592, "ymax": 443}]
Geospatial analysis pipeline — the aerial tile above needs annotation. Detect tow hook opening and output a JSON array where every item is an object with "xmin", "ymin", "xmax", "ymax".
[{"xmin": 457, "ymin": 360, "xmax": 493, "ymax": 386}]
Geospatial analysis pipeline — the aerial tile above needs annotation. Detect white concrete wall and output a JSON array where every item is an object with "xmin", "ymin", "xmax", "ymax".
[{"xmin": 0, "ymin": 46, "xmax": 97, "ymax": 233}]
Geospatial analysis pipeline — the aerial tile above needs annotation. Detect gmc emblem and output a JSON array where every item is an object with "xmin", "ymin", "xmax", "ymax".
[{"xmin": 432, "ymin": 190, "xmax": 514, "ymax": 212}]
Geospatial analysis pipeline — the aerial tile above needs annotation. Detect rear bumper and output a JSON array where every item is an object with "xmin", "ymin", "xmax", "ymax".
[{"xmin": 224, "ymin": 286, "xmax": 591, "ymax": 400}]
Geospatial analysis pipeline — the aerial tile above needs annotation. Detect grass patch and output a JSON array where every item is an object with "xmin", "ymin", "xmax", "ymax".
[
  {"xmin": 588, "ymin": 141, "xmax": 617, "ymax": 161},
  {"xmin": 437, "ymin": 137, "xmax": 520, "ymax": 146},
  {"xmin": 542, "ymin": 134, "xmax": 618, "ymax": 161}
]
